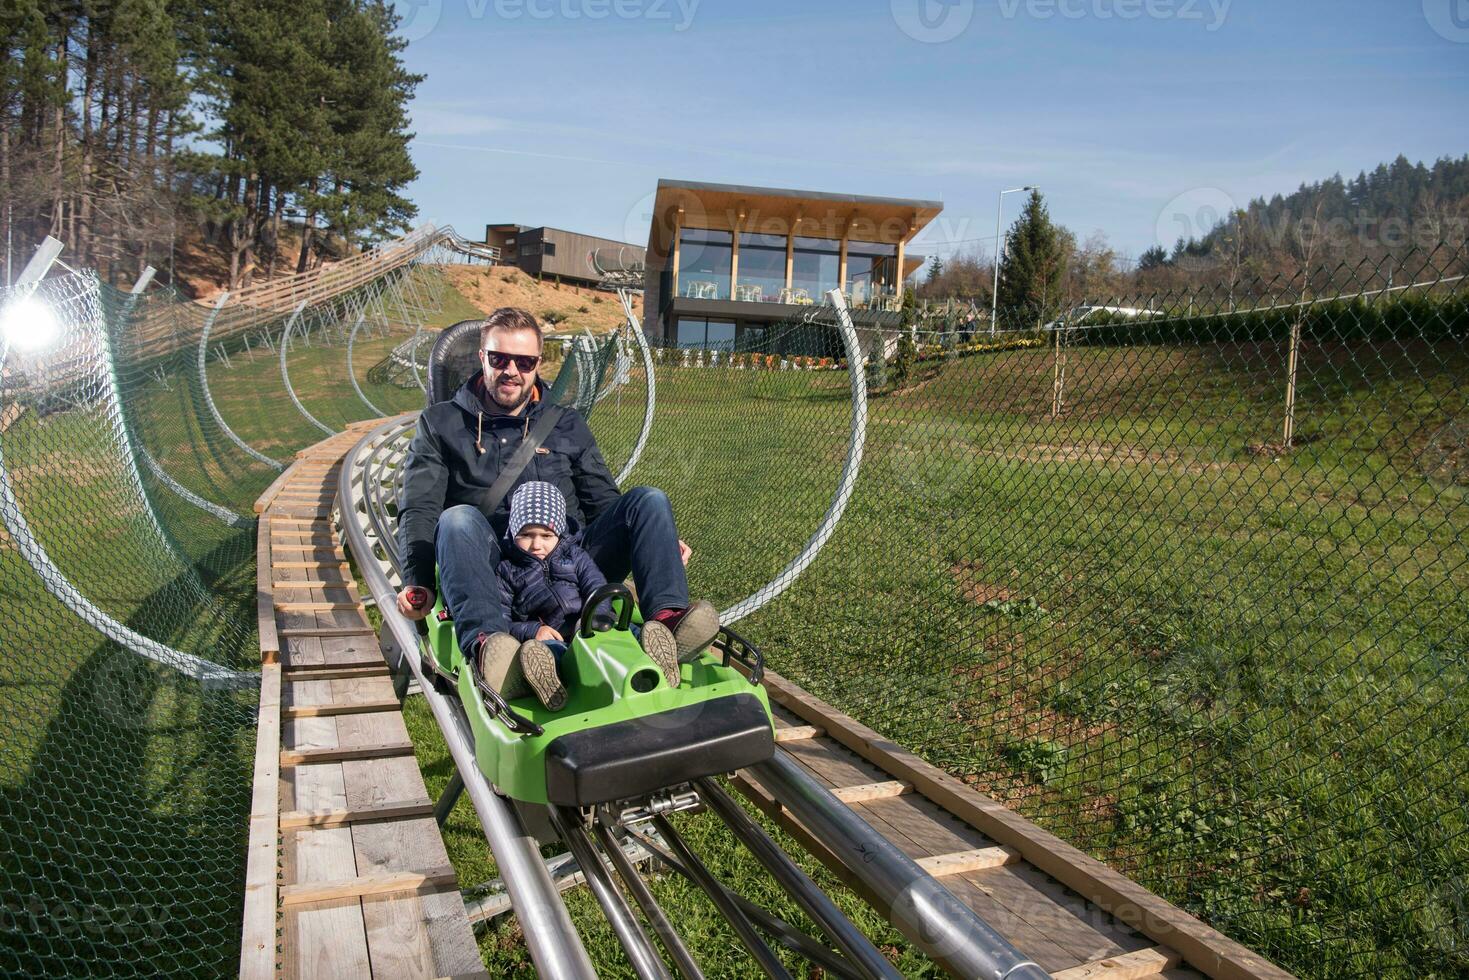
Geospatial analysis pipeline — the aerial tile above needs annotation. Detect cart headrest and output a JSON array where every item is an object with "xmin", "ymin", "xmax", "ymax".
[{"xmin": 426, "ymin": 319, "xmax": 483, "ymax": 405}]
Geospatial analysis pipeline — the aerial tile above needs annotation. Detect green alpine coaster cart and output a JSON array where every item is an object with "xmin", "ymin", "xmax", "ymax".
[
  {"xmin": 418, "ymin": 320, "xmax": 775, "ymax": 809},
  {"xmin": 423, "ymin": 580, "xmax": 774, "ymax": 806}
]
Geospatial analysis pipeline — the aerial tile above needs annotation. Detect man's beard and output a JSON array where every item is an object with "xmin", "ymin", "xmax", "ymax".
[{"xmin": 489, "ymin": 372, "xmax": 535, "ymax": 412}]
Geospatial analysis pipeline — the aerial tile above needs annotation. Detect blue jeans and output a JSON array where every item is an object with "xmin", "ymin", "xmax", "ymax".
[{"xmin": 436, "ymin": 487, "xmax": 689, "ymax": 657}]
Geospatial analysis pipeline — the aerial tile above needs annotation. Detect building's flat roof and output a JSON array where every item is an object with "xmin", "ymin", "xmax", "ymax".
[
  {"xmin": 646, "ymin": 179, "xmax": 944, "ymax": 261},
  {"xmin": 655, "ymin": 178, "xmax": 942, "ymax": 213},
  {"xmin": 486, "ymin": 223, "xmax": 645, "ymax": 249}
]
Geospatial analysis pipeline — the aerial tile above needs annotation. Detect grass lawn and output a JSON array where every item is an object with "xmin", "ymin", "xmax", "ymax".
[
  {"xmin": 4, "ymin": 275, "xmax": 1463, "ymax": 977},
  {"xmin": 583, "ymin": 333, "xmax": 1466, "ymax": 979}
]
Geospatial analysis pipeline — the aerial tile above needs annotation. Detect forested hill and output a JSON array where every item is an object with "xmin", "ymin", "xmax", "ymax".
[
  {"xmin": 1169, "ymin": 154, "xmax": 1469, "ymax": 266},
  {"xmin": 1, "ymin": 0, "xmax": 421, "ymax": 292}
]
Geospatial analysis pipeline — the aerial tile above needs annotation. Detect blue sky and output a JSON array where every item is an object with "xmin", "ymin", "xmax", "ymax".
[{"xmin": 394, "ymin": 0, "xmax": 1469, "ymax": 262}]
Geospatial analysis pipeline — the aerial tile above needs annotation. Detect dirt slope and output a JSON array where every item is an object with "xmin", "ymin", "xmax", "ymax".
[{"xmin": 440, "ymin": 264, "xmax": 640, "ymax": 335}]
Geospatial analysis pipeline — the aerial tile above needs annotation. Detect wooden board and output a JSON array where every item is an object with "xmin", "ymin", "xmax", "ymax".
[
  {"xmin": 239, "ymin": 663, "xmax": 281, "ymax": 979},
  {"xmin": 753, "ymin": 670, "xmax": 1292, "ymax": 980},
  {"xmin": 1054, "ymin": 946, "xmax": 1182, "ymax": 980},
  {"xmin": 0, "ymin": 402, "xmax": 28, "ymax": 433},
  {"xmin": 249, "ymin": 431, "xmax": 481, "ymax": 978},
  {"xmin": 256, "ymin": 521, "xmax": 279, "ymax": 665}
]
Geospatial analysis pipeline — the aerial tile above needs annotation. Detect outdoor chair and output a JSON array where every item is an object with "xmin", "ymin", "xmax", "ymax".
[{"xmin": 684, "ymin": 280, "xmax": 719, "ymax": 299}]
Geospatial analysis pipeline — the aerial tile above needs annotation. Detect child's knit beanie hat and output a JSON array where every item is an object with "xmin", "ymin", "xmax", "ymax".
[{"xmin": 508, "ymin": 481, "xmax": 567, "ymax": 537}]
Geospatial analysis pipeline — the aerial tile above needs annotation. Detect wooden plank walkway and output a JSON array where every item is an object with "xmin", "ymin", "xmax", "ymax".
[
  {"xmin": 733, "ymin": 672, "xmax": 1293, "ymax": 980},
  {"xmin": 240, "ymin": 423, "xmax": 485, "ymax": 980}
]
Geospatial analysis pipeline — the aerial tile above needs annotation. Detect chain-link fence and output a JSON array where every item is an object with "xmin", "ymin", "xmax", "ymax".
[
  {"xmin": 597, "ymin": 246, "xmax": 1467, "ymax": 978},
  {"xmin": 2, "ymin": 237, "xmax": 1463, "ymax": 977}
]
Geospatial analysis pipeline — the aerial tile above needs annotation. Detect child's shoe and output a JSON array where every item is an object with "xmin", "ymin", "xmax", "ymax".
[
  {"xmin": 473, "ymin": 632, "xmax": 530, "ymax": 699},
  {"xmin": 517, "ymin": 639, "xmax": 568, "ymax": 711}
]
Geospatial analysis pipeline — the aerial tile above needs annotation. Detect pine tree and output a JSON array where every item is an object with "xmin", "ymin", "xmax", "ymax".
[
  {"xmin": 318, "ymin": 0, "xmax": 421, "ymax": 247},
  {"xmin": 926, "ymin": 254, "xmax": 944, "ymax": 286},
  {"xmin": 1138, "ymin": 245, "xmax": 1169, "ymax": 271},
  {"xmin": 996, "ymin": 189, "xmax": 1067, "ymax": 330}
]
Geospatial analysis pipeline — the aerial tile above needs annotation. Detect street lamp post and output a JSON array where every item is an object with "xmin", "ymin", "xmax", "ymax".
[{"xmin": 990, "ymin": 186, "xmax": 1036, "ymax": 336}]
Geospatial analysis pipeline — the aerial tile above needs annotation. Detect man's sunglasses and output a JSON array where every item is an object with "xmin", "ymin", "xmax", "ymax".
[{"xmin": 483, "ymin": 349, "xmax": 540, "ymax": 373}]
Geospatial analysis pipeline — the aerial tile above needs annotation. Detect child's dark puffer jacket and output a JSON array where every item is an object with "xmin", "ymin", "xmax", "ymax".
[{"xmin": 496, "ymin": 522, "xmax": 607, "ymax": 643}]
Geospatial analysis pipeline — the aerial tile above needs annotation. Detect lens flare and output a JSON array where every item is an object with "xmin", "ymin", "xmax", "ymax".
[{"xmin": 0, "ymin": 295, "xmax": 62, "ymax": 353}]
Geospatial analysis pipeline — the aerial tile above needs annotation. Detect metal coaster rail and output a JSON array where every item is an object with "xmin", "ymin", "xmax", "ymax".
[{"xmin": 337, "ymin": 408, "xmax": 1051, "ymax": 980}]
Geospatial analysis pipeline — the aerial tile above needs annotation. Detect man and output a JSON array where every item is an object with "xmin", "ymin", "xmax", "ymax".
[{"xmin": 395, "ymin": 307, "xmax": 718, "ymax": 704}]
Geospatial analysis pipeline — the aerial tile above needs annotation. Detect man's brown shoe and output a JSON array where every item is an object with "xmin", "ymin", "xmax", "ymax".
[
  {"xmin": 639, "ymin": 620, "xmax": 681, "ymax": 688},
  {"xmin": 669, "ymin": 600, "xmax": 720, "ymax": 663}
]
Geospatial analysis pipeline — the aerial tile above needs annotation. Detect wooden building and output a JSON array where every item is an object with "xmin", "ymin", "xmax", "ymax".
[
  {"xmin": 483, "ymin": 223, "xmax": 645, "ymax": 288},
  {"xmin": 640, "ymin": 179, "xmax": 942, "ymax": 350}
]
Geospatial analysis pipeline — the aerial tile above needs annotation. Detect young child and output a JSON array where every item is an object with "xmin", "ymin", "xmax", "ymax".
[{"xmin": 493, "ymin": 481, "xmax": 680, "ymax": 710}]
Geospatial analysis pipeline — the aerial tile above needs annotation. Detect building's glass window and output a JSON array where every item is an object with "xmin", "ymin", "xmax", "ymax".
[
  {"xmin": 678, "ymin": 228, "xmax": 732, "ymax": 300},
  {"xmin": 542, "ymin": 241, "xmax": 557, "ymax": 257},
  {"xmin": 675, "ymin": 318, "xmax": 704, "ymax": 348},
  {"xmin": 735, "ymin": 233, "xmax": 786, "ymax": 303},
  {"xmin": 674, "ymin": 317, "xmax": 737, "ymax": 350},
  {"xmin": 846, "ymin": 240, "xmax": 898, "ymax": 307},
  {"xmin": 791, "ymin": 236, "xmax": 841, "ymax": 302},
  {"xmin": 706, "ymin": 320, "xmax": 735, "ymax": 349}
]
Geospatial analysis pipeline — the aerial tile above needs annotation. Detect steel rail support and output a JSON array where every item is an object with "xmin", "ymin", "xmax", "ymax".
[
  {"xmin": 620, "ymin": 824, "xmax": 864, "ymax": 980},
  {"xmin": 696, "ymin": 778, "xmax": 903, "ymax": 980},
  {"xmin": 592, "ymin": 819, "xmax": 706, "ymax": 980},
  {"xmin": 719, "ymin": 289, "xmax": 867, "ymax": 625},
  {"xmin": 749, "ymin": 752, "xmax": 1049, "ymax": 980},
  {"xmin": 197, "ymin": 292, "xmax": 283, "ymax": 469},
  {"xmin": 278, "ymin": 299, "xmax": 336, "ymax": 436},
  {"xmin": 339, "ymin": 419, "xmax": 597, "ymax": 980},
  {"xmin": 549, "ymin": 806, "xmax": 672, "ymax": 980},
  {"xmin": 347, "ymin": 314, "xmax": 388, "ymax": 416},
  {"xmin": 614, "ymin": 288, "xmax": 657, "ymax": 485},
  {"xmin": 653, "ymin": 816, "xmax": 793, "ymax": 980}
]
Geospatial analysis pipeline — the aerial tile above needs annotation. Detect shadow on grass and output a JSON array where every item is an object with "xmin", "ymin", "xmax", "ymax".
[{"xmin": 0, "ymin": 537, "xmax": 259, "ymax": 977}]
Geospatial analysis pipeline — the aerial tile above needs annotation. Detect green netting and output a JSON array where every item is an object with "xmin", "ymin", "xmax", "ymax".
[
  {"xmin": 584, "ymin": 250, "xmax": 1469, "ymax": 978},
  {"xmin": 0, "ymin": 256, "xmax": 478, "ymax": 975},
  {"xmin": 1, "ymin": 271, "xmax": 259, "ymax": 976}
]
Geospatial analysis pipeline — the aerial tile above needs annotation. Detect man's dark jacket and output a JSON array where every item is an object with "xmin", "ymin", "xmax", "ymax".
[{"xmin": 396, "ymin": 371, "xmax": 620, "ymax": 591}]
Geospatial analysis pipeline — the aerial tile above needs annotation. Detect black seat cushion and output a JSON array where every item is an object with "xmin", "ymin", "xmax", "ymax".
[{"xmin": 543, "ymin": 694, "xmax": 774, "ymax": 806}]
